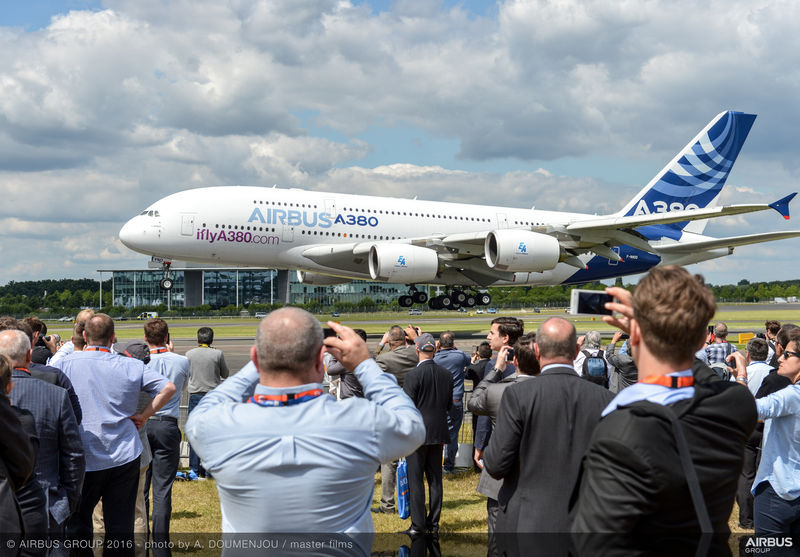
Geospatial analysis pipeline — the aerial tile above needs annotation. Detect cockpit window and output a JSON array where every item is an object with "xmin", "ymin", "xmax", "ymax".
[
  {"xmin": 154, "ymin": 211, "xmax": 160, "ymax": 217},
  {"xmin": 140, "ymin": 210, "xmax": 148, "ymax": 215},
  {"xmin": 148, "ymin": 211, "xmax": 154, "ymax": 216}
]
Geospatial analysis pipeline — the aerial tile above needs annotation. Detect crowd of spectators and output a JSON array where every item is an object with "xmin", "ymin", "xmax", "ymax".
[{"xmin": 2, "ymin": 264, "xmax": 800, "ymax": 556}]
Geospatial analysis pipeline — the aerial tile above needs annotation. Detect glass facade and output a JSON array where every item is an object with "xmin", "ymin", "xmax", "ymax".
[
  {"xmin": 112, "ymin": 270, "xmax": 185, "ymax": 307},
  {"xmin": 203, "ymin": 269, "xmax": 279, "ymax": 307},
  {"xmin": 107, "ymin": 268, "xmax": 406, "ymax": 308}
]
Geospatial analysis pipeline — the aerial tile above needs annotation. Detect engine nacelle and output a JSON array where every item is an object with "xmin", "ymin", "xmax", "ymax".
[
  {"xmin": 369, "ymin": 244, "xmax": 439, "ymax": 283},
  {"xmin": 296, "ymin": 271, "xmax": 349, "ymax": 285},
  {"xmin": 485, "ymin": 230, "xmax": 560, "ymax": 272}
]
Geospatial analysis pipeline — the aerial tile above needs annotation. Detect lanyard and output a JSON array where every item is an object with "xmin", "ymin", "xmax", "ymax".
[
  {"xmin": 150, "ymin": 347, "xmax": 168, "ymax": 354},
  {"xmin": 14, "ymin": 367, "xmax": 31, "ymax": 375},
  {"xmin": 199, "ymin": 344, "xmax": 210, "ymax": 348},
  {"xmin": 85, "ymin": 346, "xmax": 111, "ymax": 353},
  {"xmin": 641, "ymin": 375, "xmax": 694, "ymax": 388},
  {"xmin": 248, "ymin": 388, "xmax": 324, "ymax": 407}
]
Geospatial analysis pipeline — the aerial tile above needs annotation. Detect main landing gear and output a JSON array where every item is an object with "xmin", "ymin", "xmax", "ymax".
[
  {"xmin": 158, "ymin": 261, "xmax": 174, "ymax": 291},
  {"xmin": 398, "ymin": 287, "xmax": 428, "ymax": 307},
  {"xmin": 395, "ymin": 286, "xmax": 491, "ymax": 311}
]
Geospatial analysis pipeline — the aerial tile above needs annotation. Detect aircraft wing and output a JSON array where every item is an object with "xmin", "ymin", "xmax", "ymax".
[{"xmin": 654, "ymin": 231, "xmax": 800, "ymax": 254}]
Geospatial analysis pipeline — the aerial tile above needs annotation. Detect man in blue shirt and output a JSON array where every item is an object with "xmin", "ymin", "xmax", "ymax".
[
  {"xmin": 61, "ymin": 314, "xmax": 175, "ymax": 544},
  {"xmin": 752, "ymin": 329, "xmax": 800, "ymax": 535},
  {"xmin": 186, "ymin": 308, "xmax": 424, "ymax": 553},
  {"xmin": 143, "ymin": 318, "xmax": 189, "ymax": 543},
  {"xmin": 433, "ymin": 331, "xmax": 470, "ymax": 473}
]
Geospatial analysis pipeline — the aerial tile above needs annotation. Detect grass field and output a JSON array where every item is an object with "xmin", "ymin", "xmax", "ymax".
[
  {"xmin": 168, "ymin": 467, "xmax": 751, "ymax": 554},
  {"xmin": 43, "ymin": 304, "xmax": 800, "ymax": 341}
]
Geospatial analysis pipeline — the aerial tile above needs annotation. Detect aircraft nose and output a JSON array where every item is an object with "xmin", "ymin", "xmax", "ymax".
[{"xmin": 119, "ymin": 218, "xmax": 142, "ymax": 249}]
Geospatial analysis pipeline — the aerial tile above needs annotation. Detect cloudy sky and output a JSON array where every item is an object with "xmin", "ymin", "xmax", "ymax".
[{"xmin": 1, "ymin": 0, "xmax": 799, "ymax": 287}]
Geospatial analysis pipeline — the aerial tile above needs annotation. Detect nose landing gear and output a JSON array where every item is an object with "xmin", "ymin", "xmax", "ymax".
[{"xmin": 158, "ymin": 261, "xmax": 174, "ymax": 291}]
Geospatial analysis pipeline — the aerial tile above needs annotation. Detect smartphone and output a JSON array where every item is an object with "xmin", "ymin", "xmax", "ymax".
[
  {"xmin": 620, "ymin": 333, "xmax": 629, "ymax": 340},
  {"xmin": 323, "ymin": 328, "xmax": 337, "ymax": 339},
  {"xmin": 707, "ymin": 325, "xmax": 714, "ymax": 334},
  {"xmin": 569, "ymin": 289, "xmax": 613, "ymax": 316},
  {"xmin": 505, "ymin": 347, "xmax": 514, "ymax": 362}
]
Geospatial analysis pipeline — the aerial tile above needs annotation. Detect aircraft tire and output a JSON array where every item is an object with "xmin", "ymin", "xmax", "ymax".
[
  {"xmin": 478, "ymin": 293, "xmax": 491, "ymax": 306},
  {"xmin": 451, "ymin": 290, "xmax": 467, "ymax": 304},
  {"xmin": 465, "ymin": 296, "xmax": 477, "ymax": 307},
  {"xmin": 399, "ymin": 295, "xmax": 414, "ymax": 307},
  {"xmin": 440, "ymin": 295, "xmax": 452, "ymax": 309},
  {"xmin": 160, "ymin": 277, "xmax": 174, "ymax": 291},
  {"xmin": 451, "ymin": 302, "xmax": 462, "ymax": 311},
  {"xmin": 412, "ymin": 291, "xmax": 428, "ymax": 304},
  {"xmin": 428, "ymin": 297, "xmax": 443, "ymax": 310}
]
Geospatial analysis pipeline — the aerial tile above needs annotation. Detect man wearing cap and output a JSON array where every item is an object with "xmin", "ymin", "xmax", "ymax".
[
  {"xmin": 142, "ymin": 318, "xmax": 189, "ymax": 543},
  {"xmin": 401, "ymin": 332, "xmax": 454, "ymax": 537}
]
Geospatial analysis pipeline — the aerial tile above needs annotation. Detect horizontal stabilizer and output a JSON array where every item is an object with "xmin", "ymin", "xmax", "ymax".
[
  {"xmin": 655, "ymin": 231, "xmax": 800, "ymax": 254},
  {"xmin": 769, "ymin": 192, "xmax": 797, "ymax": 220},
  {"xmin": 567, "ymin": 201, "xmax": 786, "ymax": 234}
]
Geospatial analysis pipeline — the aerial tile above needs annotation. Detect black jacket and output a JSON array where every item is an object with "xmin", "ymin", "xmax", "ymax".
[
  {"xmin": 569, "ymin": 379, "xmax": 757, "ymax": 534},
  {"xmin": 483, "ymin": 365, "xmax": 613, "ymax": 532},
  {"xmin": 403, "ymin": 360, "xmax": 453, "ymax": 445}
]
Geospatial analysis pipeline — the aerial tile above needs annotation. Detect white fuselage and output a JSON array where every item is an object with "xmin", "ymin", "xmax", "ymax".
[{"xmin": 119, "ymin": 186, "xmax": 717, "ymax": 287}]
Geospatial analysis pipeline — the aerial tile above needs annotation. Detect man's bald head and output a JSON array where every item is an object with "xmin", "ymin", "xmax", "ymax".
[
  {"xmin": 536, "ymin": 317, "xmax": 577, "ymax": 363},
  {"xmin": 255, "ymin": 307, "xmax": 323, "ymax": 375},
  {"xmin": 84, "ymin": 314, "xmax": 115, "ymax": 346}
]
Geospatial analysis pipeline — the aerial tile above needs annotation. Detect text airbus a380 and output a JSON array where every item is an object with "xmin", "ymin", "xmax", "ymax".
[{"xmin": 120, "ymin": 110, "xmax": 800, "ymax": 310}]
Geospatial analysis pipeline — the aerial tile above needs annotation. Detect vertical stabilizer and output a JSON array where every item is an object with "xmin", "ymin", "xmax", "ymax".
[{"xmin": 618, "ymin": 111, "xmax": 756, "ymax": 229}]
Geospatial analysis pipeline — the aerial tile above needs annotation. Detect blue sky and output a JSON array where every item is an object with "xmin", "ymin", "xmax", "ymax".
[{"xmin": 1, "ymin": 0, "xmax": 799, "ymax": 286}]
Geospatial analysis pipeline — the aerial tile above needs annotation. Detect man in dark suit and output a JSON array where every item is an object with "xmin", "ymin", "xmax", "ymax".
[
  {"xmin": 570, "ymin": 266, "xmax": 757, "ymax": 544},
  {"xmin": 0, "ymin": 354, "xmax": 36, "ymax": 538},
  {"xmin": 467, "ymin": 333, "xmax": 538, "ymax": 554},
  {"xmin": 0, "ymin": 329, "xmax": 85, "ymax": 537},
  {"xmin": 401, "ymin": 333, "xmax": 453, "ymax": 537},
  {"xmin": 483, "ymin": 317, "xmax": 613, "ymax": 534}
]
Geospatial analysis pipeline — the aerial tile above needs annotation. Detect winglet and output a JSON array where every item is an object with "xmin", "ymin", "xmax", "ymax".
[{"xmin": 769, "ymin": 192, "xmax": 797, "ymax": 220}]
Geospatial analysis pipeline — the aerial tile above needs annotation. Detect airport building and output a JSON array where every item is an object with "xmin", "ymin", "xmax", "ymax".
[{"xmin": 98, "ymin": 263, "xmax": 408, "ymax": 308}]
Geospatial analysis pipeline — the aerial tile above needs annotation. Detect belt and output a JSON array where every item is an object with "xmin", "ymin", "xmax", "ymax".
[{"xmin": 148, "ymin": 415, "xmax": 178, "ymax": 423}]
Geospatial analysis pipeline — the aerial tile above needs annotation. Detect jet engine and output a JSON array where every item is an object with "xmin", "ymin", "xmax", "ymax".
[
  {"xmin": 369, "ymin": 244, "xmax": 439, "ymax": 283},
  {"xmin": 296, "ymin": 271, "xmax": 349, "ymax": 285},
  {"xmin": 485, "ymin": 230, "xmax": 560, "ymax": 272}
]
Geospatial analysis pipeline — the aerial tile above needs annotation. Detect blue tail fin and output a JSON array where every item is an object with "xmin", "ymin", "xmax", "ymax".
[{"xmin": 619, "ymin": 111, "xmax": 756, "ymax": 227}]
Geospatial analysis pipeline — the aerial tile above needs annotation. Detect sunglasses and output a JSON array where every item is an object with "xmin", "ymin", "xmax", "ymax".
[{"xmin": 782, "ymin": 350, "xmax": 800, "ymax": 360}]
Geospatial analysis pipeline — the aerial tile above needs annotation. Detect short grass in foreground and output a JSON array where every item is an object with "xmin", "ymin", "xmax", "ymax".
[{"xmin": 169, "ymin": 468, "xmax": 751, "ymax": 537}]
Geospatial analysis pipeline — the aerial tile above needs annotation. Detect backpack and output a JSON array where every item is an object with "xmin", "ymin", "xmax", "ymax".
[
  {"xmin": 709, "ymin": 362, "xmax": 732, "ymax": 382},
  {"xmin": 582, "ymin": 350, "xmax": 608, "ymax": 387}
]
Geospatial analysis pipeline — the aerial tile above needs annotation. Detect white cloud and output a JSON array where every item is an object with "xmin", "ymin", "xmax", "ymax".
[{"xmin": 0, "ymin": 0, "xmax": 799, "ymax": 286}]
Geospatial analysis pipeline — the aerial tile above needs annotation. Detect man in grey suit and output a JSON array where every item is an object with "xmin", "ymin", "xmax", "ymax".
[
  {"xmin": 373, "ymin": 325, "xmax": 420, "ymax": 514},
  {"xmin": 483, "ymin": 317, "xmax": 613, "ymax": 535},
  {"xmin": 467, "ymin": 333, "xmax": 538, "ymax": 555},
  {"xmin": 0, "ymin": 329, "xmax": 85, "ymax": 536}
]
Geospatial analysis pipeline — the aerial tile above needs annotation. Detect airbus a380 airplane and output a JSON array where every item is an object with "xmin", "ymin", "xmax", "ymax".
[{"xmin": 120, "ymin": 110, "xmax": 800, "ymax": 309}]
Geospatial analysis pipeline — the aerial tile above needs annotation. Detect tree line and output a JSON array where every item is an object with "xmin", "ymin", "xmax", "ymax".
[{"xmin": 0, "ymin": 277, "xmax": 798, "ymax": 318}]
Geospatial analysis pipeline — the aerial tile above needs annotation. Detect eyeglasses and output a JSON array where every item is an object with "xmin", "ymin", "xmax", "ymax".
[{"xmin": 782, "ymin": 350, "xmax": 800, "ymax": 360}]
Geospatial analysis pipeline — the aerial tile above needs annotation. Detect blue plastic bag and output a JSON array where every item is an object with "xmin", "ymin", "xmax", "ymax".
[{"xmin": 396, "ymin": 457, "xmax": 410, "ymax": 520}]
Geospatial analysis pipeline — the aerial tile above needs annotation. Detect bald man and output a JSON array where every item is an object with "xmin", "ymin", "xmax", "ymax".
[
  {"xmin": 483, "ymin": 317, "xmax": 613, "ymax": 535},
  {"xmin": 185, "ymin": 308, "xmax": 424, "ymax": 549}
]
